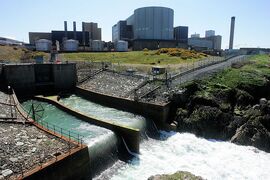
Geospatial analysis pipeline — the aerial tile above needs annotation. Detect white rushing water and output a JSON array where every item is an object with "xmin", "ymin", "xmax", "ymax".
[
  {"xmin": 102, "ymin": 131, "xmax": 270, "ymax": 180},
  {"xmin": 60, "ymin": 95, "xmax": 146, "ymax": 130}
]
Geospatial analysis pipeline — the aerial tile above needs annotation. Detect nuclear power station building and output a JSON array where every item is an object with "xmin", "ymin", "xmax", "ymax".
[
  {"xmin": 112, "ymin": 6, "xmax": 189, "ymax": 50},
  {"xmin": 29, "ymin": 21, "xmax": 102, "ymax": 50}
]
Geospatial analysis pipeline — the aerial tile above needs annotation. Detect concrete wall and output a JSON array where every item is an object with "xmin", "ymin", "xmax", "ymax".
[
  {"xmin": 0, "ymin": 63, "xmax": 4, "ymax": 83},
  {"xmin": 4, "ymin": 64, "xmax": 36, "ymax": 94},
  {"xmin": 76, "ymin": 87, "xmax": 171, "ymax": 127},
  {"xmin": 53, "ymin": 63, "xmax": 77, "ymax": 91},
  {"xmin": 3, "ymin": 63, "xmax": 76, "ymax": 95},
  {"xmin": 133, "ymin": 39, "xmax": 177, "ymax": 50},
  {"xmin": 24, "ymin": 147, "xmax": 91, "ymax": 180}
]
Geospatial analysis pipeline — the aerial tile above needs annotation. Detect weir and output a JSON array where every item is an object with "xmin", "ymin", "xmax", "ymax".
[
  {"xmin": 33, "ymin": 96, "xmax": 141, "ymax": 154},
  {"xmin": 75, "ymin": 87, "xmax": 172, "ymax": 127},
  {"xmin": 22, "ymin": 100, "xmax": 119, "ymax": 178}
]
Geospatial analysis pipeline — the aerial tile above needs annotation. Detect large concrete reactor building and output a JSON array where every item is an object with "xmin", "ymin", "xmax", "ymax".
[
  {"xmin": 112, "ymin": 6, "xmax": 186, "ymax": 50},
  {"xmin": 132, "ymin": 7, "xmax": 174, "ymax": 40}
]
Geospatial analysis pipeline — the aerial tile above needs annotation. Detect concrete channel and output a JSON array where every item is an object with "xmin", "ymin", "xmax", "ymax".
[
  {"xmin": 10, "ymin": 91, "xmax": 92, "ymax": 180},
  {"xmin": 33, "ymin": 95, "xmax": 141, "ymax": 154}
]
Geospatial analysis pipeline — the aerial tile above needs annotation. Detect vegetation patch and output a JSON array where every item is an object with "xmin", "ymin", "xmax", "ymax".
[
  {"xmin": 61, "ymin": 49, "xmax": 208, "ymax": 65},
  {"xmin": 0, "ymin": 45, "xmax": 49, "ymax": 62},
  {"xmin": 173, "ymin": 55, "xmax": 270, "ymax": 152}
]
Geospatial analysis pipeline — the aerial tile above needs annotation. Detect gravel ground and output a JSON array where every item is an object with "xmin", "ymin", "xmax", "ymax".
[
  {"xmin": 0, "ymin": 91, "xmax": 18, "ymax": 121},
  {"xmin": 138, "ymin": 85, "xmax": 171, "ymax": 104},
  {"xmin": 0, "ymin": 123, "xmax": 77, "ymax": 179},
  {"xmin": 77, "ymin": 68, "xmax": 100, "ymax": 83},
  {"xmin": 0, "ymin": 91, "xmax": 77, "ymax": 179},
  {"xmin": 79, "ymin": 71, "xmax": 144, "ymax": 98}
]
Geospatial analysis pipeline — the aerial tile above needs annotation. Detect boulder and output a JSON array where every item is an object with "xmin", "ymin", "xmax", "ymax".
[
  {"xmin": 226, "ymin": 116, "xmax": 247, "ymax": 138},
  {"xmin": 231, "ymin": 119, "xmax": 270, "ymax": 152},
  {"xmin": 148, "ymin": 171, "xmax": 204, "ymax": 180},
  {"xmin": 235, "ymin": 89, "xmax": 254, "ymax": 107},
  {"xmin": 178, "ymin": 106, "xmax": 233, "ymax": 139}
]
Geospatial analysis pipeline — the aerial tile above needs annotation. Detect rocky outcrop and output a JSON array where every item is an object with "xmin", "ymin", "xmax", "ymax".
[
  {"xmin": 178, "ymin": 106, "xmax": 233, "ymax": 139},
  {"xmin": 148, "ymin": 171, "xmax": 204, "ymax": 180},
  {"xmin": 173, "ymin": 77, "xmax": 270, "ymax": 152},
  {"xmin": 230, "ymin": 100, "xmax": 270, "ymax": 152}
]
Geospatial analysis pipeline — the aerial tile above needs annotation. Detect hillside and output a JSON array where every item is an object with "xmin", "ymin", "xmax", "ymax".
[{"xmin": 0, "ymin": 45, "xmax": 48, "ymax": 62}]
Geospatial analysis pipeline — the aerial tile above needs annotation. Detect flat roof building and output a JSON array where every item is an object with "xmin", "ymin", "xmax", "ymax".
[
  {"xmin": 205, "ymin": 30, "xmax": 215, "ymax": 37},
  {"xmin": 29, "ymin": 21, "xmax": 102, "ymax": 47},
  {"xmin": 83, "ymin": 22, "xmax": 101, "ymax": 41},
  {"xmin": 174, "ymin": 26, "xmax": 188, "ymax": 44},
  {"xmin": 112, "ymin": 21, "xmax": 133, "ymax": 42},
  {"xmin": 191, "ymin": 33, "xmax": 200, "ymax": 38}
]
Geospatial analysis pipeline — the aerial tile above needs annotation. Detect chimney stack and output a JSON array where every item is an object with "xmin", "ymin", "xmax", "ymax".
[
  {"xmin": 64, "ymin": 21, "xmax": 68, "ymax": 38},
  {"xmin": 82, "ymin": 22, "xmax": 86, "ymax": 47},
  {"xmin": 229, "ymin": 16, "xmax": 235, "ymax": 50},
  {"xmin": 73, "ymin": 21, "xmax": 77, "ymax": 40}
]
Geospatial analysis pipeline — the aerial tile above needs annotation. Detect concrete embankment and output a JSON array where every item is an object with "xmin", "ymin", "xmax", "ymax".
[
  {"xmin": 33, "ymin": 96, "xmax": 141, "ymax": 154},
  {"xmin": 75, "ymin": 87, "xmax": 172, "ymax": 127},
  {"xmin": 10, "ymin": 91, "xmax": 92, "ymax": 180}
]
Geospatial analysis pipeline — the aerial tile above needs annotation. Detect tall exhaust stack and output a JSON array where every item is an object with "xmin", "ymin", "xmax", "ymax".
[
  {"xmin": 82, "ymin": 22, "xmax": 86, "ymax": 48},
  {"xmin": 229, "ymin": 16, "xmax": 235, "ymax": 49},
  {"xmin": 64, "ymin": 21, "xmax": 68, "ymax": 39},
  {"xmin": 73, "ymin": 21, "xmax": 77, "ymax": 40}
]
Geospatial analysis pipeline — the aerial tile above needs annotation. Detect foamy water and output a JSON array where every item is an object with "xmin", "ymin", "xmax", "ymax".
[
  {"xmin": 60, "ymin": 95, "xmax": 146, "ymax": 130},
  {"xmin": 105, "ymin": 131, "xmax": 270, "ymax": 180}
]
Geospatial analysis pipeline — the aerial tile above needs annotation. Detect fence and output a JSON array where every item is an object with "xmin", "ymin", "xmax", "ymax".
[
  {"xmin": 0, "ymin": 102, "xmax": 17, "ymax": 120},
  {"xmin": 34, "ymin": 118, "xmax": 84, "ymax": 146}
]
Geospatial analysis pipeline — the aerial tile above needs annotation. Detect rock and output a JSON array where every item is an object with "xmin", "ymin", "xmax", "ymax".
[
  {"xmin": 235, "ymin": 90, "xmax": 254, "ymax": 107},
  {"xmin": 226, "ymin": 116, "xmax": 247, "ymax": 138},
  {"xmin": 148, "ymin": 171, "xmax": 204, "ymax": 180},
  {"xmin": 0, "ymin": 175, "xmax": 4, "ymax": 179},
  {"xmin": 178, "ymin": 106, "xmax": 232, "ymax": 139},
  {"xmin": 231, "ymin": 119, "xmax": 270, "ymax": 152},
  {"xmin": 0, "ymin": 164, "xmax": 7, "ymax": 170},
  {"xmin": 260, "ymin": 98, "xmax": 267, "ymax": 106},
  {"xmin": 188, "ymin": 95, "xmax": 219, "ymax": 112},
  {"xmin": 1, "ymin": 169, "xmax": 13, "ymax": 177},
  {"xmin": 16, "ymin": 142, "xmax": 24, "ymax": 146},
  {"xmin": 252, "ymin": 104, "xmax": 260, "ymax": 110},
  {"xmin": 31, "ymin": 147, "xmax": 37, "ymax": 153},
  {"xmin": 9, "ymin": 157, "xmax": 18, "ymax": 162}
]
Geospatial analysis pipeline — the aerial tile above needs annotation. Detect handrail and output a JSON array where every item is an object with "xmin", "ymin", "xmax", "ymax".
[
  {"xmin": 32, "ymin": 116, "xmax": 84, "ymax": 146},
  {"xmin": 10, "ymin": 89, "xmax": 84, "ymax": 146}
]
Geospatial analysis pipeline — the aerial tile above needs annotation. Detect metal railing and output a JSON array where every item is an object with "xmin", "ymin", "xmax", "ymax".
[{"xmin": 34, "ymin": 119, "xmax": 84, "ymax": 147}]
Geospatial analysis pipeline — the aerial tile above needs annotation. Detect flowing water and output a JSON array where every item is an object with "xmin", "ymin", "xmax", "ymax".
[
  {"xmin": 59, "ymin": 95, "xmax": 146, "ymax": 130},
  {"xmin": 22, "ymin": 99, "xmax": 270, "ymax": 180},
  {"xmin": 97, "ymin": 131, "xmax": 270, "ymax": 180},
  {"xmin": 22, "ymin": 100, "xmax": 114, "ymax": 143}
]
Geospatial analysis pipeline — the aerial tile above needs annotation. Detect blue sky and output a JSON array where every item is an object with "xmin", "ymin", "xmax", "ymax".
[{"xmin": 1, "ymin": 0, "xmax": 269, "ymax": 49}]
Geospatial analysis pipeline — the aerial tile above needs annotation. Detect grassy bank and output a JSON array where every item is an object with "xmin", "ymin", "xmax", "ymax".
[
  {"xmin": 61, "ymin": 49, "xmax": 208, "ymax": 65},
  {"xmin": 0, "ymin": 45, "xmax": 48, "ymax": 62},
  {"xmin": 195, "ymin": 54, "xmax": 270, "ymax": 97}
]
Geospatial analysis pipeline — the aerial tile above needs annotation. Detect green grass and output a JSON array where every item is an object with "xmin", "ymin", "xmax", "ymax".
[
  {"xmin": 197, "ymin": 54, "xmax": 270, "ymax": 96},
  {"xmin": 0, "ymin": 45, "xmax": 49, "ymax": 61},
  {"xmin": 61, "ymin": 50, "xmax": 206, "ymax": 65}
]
